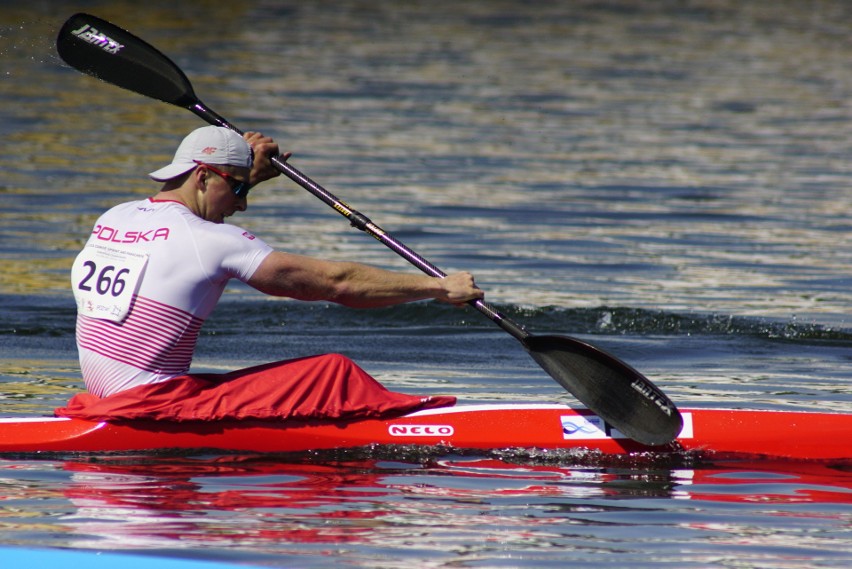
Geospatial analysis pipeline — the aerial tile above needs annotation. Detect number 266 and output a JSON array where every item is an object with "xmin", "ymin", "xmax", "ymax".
[{"xmin": 77, "ymin": 261, "xmax": 130, "ymax": 297}]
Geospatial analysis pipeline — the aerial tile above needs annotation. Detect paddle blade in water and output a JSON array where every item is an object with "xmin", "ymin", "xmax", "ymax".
[
  {"xmin": 56, "ymin": 13, "xmax": 198, "ymax": 108},
  {"xmin": 524, "ymin": 334, "xmax": 683, "ymax": 445}
]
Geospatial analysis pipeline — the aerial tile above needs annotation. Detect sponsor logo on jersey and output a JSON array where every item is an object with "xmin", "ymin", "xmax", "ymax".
[{"xmin": 92, "ymin": 225, "xmax": 170, "ymax": 243}]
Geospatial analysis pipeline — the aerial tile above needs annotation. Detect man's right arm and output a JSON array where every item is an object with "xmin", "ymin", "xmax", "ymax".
[{"xmin": 248, "ymin": 251, "xmax": 483, "ymax": 308}]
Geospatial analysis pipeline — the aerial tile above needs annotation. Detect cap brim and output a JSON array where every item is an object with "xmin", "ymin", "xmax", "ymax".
[{"xmin": 148, "ymin": 161, "xmax": 197, "ymax": 182}]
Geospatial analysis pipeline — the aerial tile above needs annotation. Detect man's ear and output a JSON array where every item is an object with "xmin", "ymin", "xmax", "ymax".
[{"xmin": 194, "ymin": 167, "xmax": 208, "ymax": 191}]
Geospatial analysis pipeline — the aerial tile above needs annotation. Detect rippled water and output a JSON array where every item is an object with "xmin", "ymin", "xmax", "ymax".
[{"xmin": 1, "ymin": 1, "xmax": 851, "ymax": 567}]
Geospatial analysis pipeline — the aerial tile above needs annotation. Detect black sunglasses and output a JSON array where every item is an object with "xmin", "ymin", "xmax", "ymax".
[{"xmin": 194, "ymin": 160, "xmax": 250, "ymax": 198}]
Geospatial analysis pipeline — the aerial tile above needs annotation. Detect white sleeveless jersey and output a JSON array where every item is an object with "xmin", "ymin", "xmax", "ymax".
[{"xmin": 71, "ymin": 198, "xmax": 273, "ymax": 397}]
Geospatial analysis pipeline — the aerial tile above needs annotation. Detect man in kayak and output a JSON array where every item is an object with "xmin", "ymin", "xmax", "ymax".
[{"xmin": 58, "ymin": 126, "xmax": 483, "ymax": 422}]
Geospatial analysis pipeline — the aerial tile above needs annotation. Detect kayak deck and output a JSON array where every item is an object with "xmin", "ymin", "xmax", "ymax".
[{"xmin": 0, "ymin": 405, "xmax": 849, "ymax": 460}]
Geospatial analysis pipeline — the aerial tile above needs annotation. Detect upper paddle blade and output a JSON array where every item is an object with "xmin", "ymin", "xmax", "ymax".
[
  {"xmin": 56, "ymin": 13, "xmax": 198, "ymax": 108},
  {"xmin": 524, "ymin": 334, "xmax": 683, "ymax": 445}
]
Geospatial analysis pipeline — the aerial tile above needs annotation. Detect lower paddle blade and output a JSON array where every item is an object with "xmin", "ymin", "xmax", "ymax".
[
  {"xmin": 56, "ymin": 13, "xmax": 198, "ymax": 108},
  {"xmin": 524, "ymin": 334, "xmax": 683, "ymax": 445}
]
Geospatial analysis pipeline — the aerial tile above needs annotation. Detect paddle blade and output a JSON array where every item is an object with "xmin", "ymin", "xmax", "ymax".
[
  {"xmin": 56, "ymin": 13, "xmax": 198, "ymax": 108},
  {"xmin": 524, "ymin": 335, "xmax": 682, "ymax": 445}
]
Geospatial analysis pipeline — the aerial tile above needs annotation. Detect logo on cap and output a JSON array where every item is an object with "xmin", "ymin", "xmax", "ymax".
[{"xmin": 200, "ymin": 146, "xmax": 218, "ymax": 155}]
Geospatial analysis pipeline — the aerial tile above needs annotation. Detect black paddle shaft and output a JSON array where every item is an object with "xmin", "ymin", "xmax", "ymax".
[{"xmin": 56, "ymin": 13, "xmax": 682, "ymax": 445}]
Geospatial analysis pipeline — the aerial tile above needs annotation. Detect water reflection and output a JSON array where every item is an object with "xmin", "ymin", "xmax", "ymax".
[{"xmin": 0, "ymin": 453, "xmax": 848, "ymax": 555}]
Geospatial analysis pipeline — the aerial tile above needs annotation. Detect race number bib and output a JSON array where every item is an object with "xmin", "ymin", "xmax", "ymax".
[{"xmin": 72, "ymin": 243, "xmax": 149, "ymax": 322}]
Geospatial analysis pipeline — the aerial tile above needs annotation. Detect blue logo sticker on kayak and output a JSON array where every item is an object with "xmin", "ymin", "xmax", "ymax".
[
  {"xmin": 561, "ymin": 415, "xmax": 608, "ymax": 440},
  {"xmin": 561, "ymin": 413, "xmax": 693, "ymax": 441}
]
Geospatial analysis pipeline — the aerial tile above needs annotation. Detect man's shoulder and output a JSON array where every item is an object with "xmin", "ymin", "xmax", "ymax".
[
  {"xmin": 99, "ymin": 198, "xmax": 167, "ymax": 217},
  {"xmin": 198, "ymin": 220, "xmax": 267, "ymax": 246},
  {"xmin": 97, "ymin": 199, "xmax": 269, "ymax": 250},
  {"xmin": 173, "ymin": 215, "xmax": 269, "ymax": 250},
  {"xmin": 102, "ymin": 198, "xmax": 147, "ymax": 211}
]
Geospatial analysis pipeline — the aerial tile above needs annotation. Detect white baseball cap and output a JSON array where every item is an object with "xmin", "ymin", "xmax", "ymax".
[{"xmin": 149, "ymin": 125, "xmax": 253, "ymax": 182}]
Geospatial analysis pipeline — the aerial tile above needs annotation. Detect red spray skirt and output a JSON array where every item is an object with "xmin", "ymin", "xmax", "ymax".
[{"xmin": 55, "ymin": 354, "xmax": 455, "ymax": 422}]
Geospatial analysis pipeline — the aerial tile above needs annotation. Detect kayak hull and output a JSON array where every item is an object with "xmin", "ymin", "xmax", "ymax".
[{"xmin": 0, "ymin": 405, "xmax": 848, "ymax": 460}]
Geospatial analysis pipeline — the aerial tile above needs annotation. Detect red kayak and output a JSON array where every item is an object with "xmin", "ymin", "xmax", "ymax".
[{"xmin": 1, "ymin": 404, "xmax": 849, "ymax": 460}]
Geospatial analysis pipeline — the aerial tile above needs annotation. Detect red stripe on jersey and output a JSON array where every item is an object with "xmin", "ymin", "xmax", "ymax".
[{"xmin": 77, "ymin": 295, "xmax": 204, "ymax": 379}]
